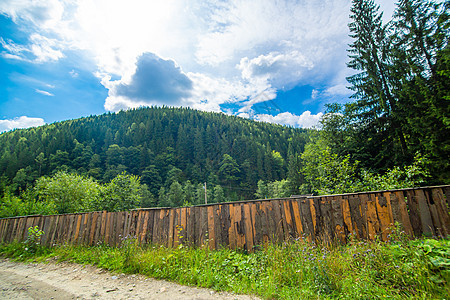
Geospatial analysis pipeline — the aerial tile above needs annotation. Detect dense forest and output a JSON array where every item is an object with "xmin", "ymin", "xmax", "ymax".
[
  {"xmin": 0, "ymin": 107, "xmax": 311, "ymax": 216},
  {"xmin": 0, "ymin": 0, "xmax": 448, "ymax": 217}
]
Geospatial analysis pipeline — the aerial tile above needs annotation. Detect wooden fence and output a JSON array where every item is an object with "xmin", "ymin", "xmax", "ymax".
[{"xmin": 0, "ymin": 185, "xmax": 449, "ymax": 250}]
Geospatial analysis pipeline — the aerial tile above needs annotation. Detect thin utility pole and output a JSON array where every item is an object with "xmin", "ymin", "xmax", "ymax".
[{"xmin": 204, "ymin": 182, "xmax": 208, "ymax": 204}]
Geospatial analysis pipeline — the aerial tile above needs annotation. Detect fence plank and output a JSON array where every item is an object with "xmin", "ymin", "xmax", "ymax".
[
  {"xmin": 331, "ymin": 196, "xmax": 346, "ymax": 243},
  {"xmin": 207, "ymin": 206, "xmax": 215, "ymax": 249},
  {"xmin": 186, "ymin": 207, "xmax": 195, "ymax": 246},
  {"xmin": 366, "ymin": 194, "xmax": 380, "ymax": 240},
  {"xmin": 377, "ymin": 192, "xmax": 394, "ymax": 240},
  {"xmin": 300, "ymin": 198, "xmax": 314, "ymax": 242},
  {"xmin": 213, "ymin": 205, "xmax": 222, "ymax": 248},
  {"xmin": 291, "ymin": 200, "xmax": 303, "ymax": 239},
  {"xmin": 393, "ymin": 191, "xmax": 413, "ymax": 236},
  {"xmin": 243, "ymin": 203, "xmax": 254, "ymax": 251},
  {"xmin": 431, "ymin": 188, "xmax": 450, "ymax": 236},
  {"xmin": 415, "ymin": 189, "xmax": 435, "ymax": 236},
  {"xmin": 320, "ymin": 197, "xmax": 334, "ymax": 243}
]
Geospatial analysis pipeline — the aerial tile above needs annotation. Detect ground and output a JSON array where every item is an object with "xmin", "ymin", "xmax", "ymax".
[{"xmin": 0, "ymin": 259, "xmax": 260, "ymax": 300}]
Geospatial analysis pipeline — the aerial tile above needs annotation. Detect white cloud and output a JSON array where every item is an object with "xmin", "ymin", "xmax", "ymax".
[
  {"xmin": 237, "ymin": 51, "xmax": 314, "ymax": 89},
  {"xmin": 35, "ymin": 89, "xmax": 54, "ymax": 96},
  {"xmin": 0, "ymin": 116, "xmax": 45, "ymax": 132},
  {"xmin": 104, "ymin": 53, "xmax": 193, "ymax": 111},
  {"xmin": 0, "ymin": 34, "xmax": 64, "ymax": 63},
  {"xmin": 69, "ymin": 70, "xmax": 79, "ymax": 78},
  {"xmin": 0, "ymin": 0, "xmax": 64, "ymax": 28},
  {"xmin": 0, "ymin": 0, "xmax": 400, "ymax": 126},
  {"xmin": 255, "ymin": 111, "xmax": 323, "ymax": 129}
]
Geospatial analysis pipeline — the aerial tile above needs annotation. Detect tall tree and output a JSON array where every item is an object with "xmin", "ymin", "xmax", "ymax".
[{"xmin": 347, "ymin": 0, "xmax": 408, "ymax": 169}]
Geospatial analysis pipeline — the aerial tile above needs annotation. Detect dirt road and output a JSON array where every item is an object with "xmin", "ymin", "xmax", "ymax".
[{"xmin": 0, "ymin": 259, "xmax": 260, "ymax": 300}]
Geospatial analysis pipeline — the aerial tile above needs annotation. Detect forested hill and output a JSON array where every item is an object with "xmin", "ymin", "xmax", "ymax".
[{"xmin": 0, "ymin": 106, "xmax": 309, "ymax": 201}]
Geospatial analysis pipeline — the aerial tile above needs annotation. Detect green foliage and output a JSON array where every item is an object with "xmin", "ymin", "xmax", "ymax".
[
  {"xmin": 97, "ymin": 172, "xmax": 147, "ymax": 212},
  {"xmin": 0, "ymin": 188, "xmax": 56, "ymax": 218},
  {"xmin": 255, "ymin": 179, "xmax": 291, "ymax": 199},
  {"xmin": 35, "ymin": 171, "xmax": 101, "ymax": 214},
  {"xmin": 300, "ymin": 129, "xmax": 431, "ymax": 195}
]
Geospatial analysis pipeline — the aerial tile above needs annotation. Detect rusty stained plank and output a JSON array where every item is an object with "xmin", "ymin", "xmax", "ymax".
[
  {"xmin": 377, "ymin": 192, "xmax": 394, "ymax": 241},
  {"xmin": 299, "ymin": 198, "xmax": 314, "ymax": 242},
  {"xmin": 282, "ymin": 200, "xmax": 295, "ymax": 239},
  {"xmin": 278, "ymin": 201, "xmax": 290, "ymax": 242},
  {"xmin": 291, "ymin": 200, "xmax": 304, "ymax": 239},
  {"xmin": 393, "ymin": 191, "xmax": 414, "ymax": 236},
  {"xmin": 387, "ymin": 192, "xmax": 401, "ymax": 225},
  {"xmin": 309, "ymin": 198, "xmax": 319, "ymax": 241},
  {"xmin": 340, "ymin": 196, "xmax": 353, "ymax": 237},
  {"xmin": 139, "ymin": 211, "xmax": 149, "ymax": 244},
  {"xmin": 430, "ymin": 188, "xmax": 450, "ymax": 236},
  {"xmin": 242, "ymin": 203, "xmax": 254, "ymax": 251},
  {"xmin": 89, "ymin": 212, "xmax": 99, "ymax": 245},
  {"xmin": 365, "ymin": 194, "xmax": 380, "ymax": 240},
  {"xmin": 73, "ymin": 214, "xmax": 83, "ymax": 244},
  {"xmin": 331, "ymin": 196, "xmax": 346, "ymax": 243}
]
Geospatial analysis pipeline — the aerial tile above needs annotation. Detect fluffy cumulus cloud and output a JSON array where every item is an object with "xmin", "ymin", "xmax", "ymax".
[
  {"xmin": 255, "ymin": 111, "xmax": 324, "ymax": 129},
  {"xmin": 104, "ymin": 53, "xmax": 193, "ymax": 111},
  {"xmin": 0, "ymin": 116, "xmax": 45, "ymax": 132}
]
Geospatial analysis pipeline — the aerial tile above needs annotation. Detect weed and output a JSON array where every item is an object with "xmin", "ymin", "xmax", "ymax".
[{"xmin": 24, "ymin": 226, "xmax": 45, "ymax": 254}]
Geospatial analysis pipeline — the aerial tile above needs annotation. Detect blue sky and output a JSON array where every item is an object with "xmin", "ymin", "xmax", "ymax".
[{"xmin": 0, "ymin": 0, "xmax": 396, "ymax": 132}]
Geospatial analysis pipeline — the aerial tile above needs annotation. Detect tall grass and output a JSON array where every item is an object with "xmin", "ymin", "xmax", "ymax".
[{"xmin": 1, "ymin": 230, "xmax": 448, "ymax": 299}]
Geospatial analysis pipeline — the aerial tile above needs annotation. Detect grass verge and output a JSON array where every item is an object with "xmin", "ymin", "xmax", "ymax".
[{"xmin": 1, "ymin": 232, "xmax": 448, "ymax": 299}]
